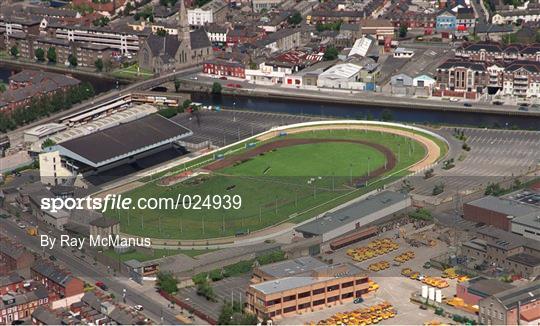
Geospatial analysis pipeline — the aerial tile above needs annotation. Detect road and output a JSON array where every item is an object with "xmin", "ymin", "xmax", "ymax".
[
  {"xmin": 0, "ymin": 215, "xmax": 182, "ymax": 325},
  {"xmin": 7, "ymin": 66, "xmax": 202, "ymax": 146}
]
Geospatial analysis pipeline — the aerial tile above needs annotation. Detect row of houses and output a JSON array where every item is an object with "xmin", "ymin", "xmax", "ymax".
[
  {"xmin": 0, "ymin": 70, "xmax": 81, "ymax": 115},
  {"xmin": 433, "ymin": 59, "xmax": 540, "ymax": 99},
  {"xmin": 456, "ymin": 42, "xmax": 540, "ymax": 63}
]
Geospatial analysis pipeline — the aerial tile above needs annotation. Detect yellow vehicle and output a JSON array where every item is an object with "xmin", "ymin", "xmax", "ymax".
[
  {"xmin": 401, "ymin": 268, "xmax": 413, "ymax": 276},
  {"xmin": 410, "ymin": 272, "xmax": 420, "ymax": 280},
  {"xmin": 457, "ymin": 275, "xmax": 470, "ymax": 283},
  {"xmin": 26, "ymin": 227, "xmax": 38, "ymax": 236}
]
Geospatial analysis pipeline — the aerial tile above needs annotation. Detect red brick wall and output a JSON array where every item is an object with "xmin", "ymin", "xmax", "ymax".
[{"xmin": 463, "ymin": 204, "xmax": 511, "ymax": 231}]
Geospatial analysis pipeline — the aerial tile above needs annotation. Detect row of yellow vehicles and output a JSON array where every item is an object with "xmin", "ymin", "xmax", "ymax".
[
  {"xmin": 400, "ymin": 268, "xmax": 449, "ymax": 288},
  {"xmin": 315, "ymin": 301, "xmax": 397, "ymax": 326},
  {"xmin": 368, "ymin": 261, "xmax": 390, "ymax": 272},
  {"xmin": 442, "ymin": 268, "xmax": 470, "ymax": 283},
  {"xmin": 346, "ymin": 238, "xmax": 400, "ymax": 262},
  {"xmin": 393, "ymin": 251, "xmax": 415, "ymax": 263}
]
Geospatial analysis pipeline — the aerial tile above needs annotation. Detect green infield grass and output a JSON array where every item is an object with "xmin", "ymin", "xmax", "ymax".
[{"xmin": 108, "ymin": 129, "xmax": 430, "ymax": 240}]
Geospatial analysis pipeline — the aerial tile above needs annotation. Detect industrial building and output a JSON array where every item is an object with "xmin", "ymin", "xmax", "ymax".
[
  {"xmin": 252, "ymin": 256, "xmax": 329, "ymax": 283},
  {"xmin": 295, "ymin": 191, "xmax": 411, "ymax": 243},
  {"xmin": 462, "ymin": 226, "xmax": 540, "ymax": 277},
  {"xmin": 246, "ymin": 262, "xmax": 369, "ymax": 320},
  {"xmin": 478, "ymin": 280, "xmax": 540, "ymax": 325},
  {"xmin": 463, "ymin": 196, "xmax": 539, "ymax": 231}
]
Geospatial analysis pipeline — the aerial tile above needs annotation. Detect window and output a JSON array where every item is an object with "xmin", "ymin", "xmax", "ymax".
[
  {"xmin": 327, "ymin": 285, "xmax": 339, "ymax": 292},
  {"xmin": 328, "ymin": 295, "xmax": 340, "ymax": 303},
  {"xmin": 283, "ymin": 306, "xmax": 295, "ymax": 313},
  {"xmin": 342, "ymin": 281, "xmax": 354, "ymax": 288},
  {"xmin": 342, "ymin": 292, "xmax": 354, "ymax": 299},
  {"xmin": 283, "ymin": 295, "xmax": 296, "ymax": 302},
  {"xmin": 314, "ymin": 299, "xmax": 325, "ymax": 306},
  {"xmin": 312, "ymin": 288, "xmax": 325, "ymax": 295},
  {"xmin": 298, "ymin": 291, "xmax": 310, "ymax": 299}
]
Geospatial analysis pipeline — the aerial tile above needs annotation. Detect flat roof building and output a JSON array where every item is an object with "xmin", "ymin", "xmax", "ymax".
[
  {"xmin": 253, "ymin": 256, "xmax": 328, "ymax": 283},
  {"xmin": 295, "ymin": 191, "xmax": 411, "ymax": 242},
  {"xmin": 464, "ymin": 196, "xmax": 539, "ymax": 231},
  {"xmin": 246, "ymin": 262, "xmax": 370, "ymax": 320},
  {"xmin": 511, "ymin": 211, "xmax": 540, "ymax": 242}
]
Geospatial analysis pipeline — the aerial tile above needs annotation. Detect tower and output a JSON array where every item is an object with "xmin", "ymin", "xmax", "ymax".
[{"xmin": 178, "ymin": 0, "xmax": 190, "ymax": 46}]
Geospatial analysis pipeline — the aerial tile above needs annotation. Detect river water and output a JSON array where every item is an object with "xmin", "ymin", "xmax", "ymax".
[
  {"xmin": 192, "ymin": 93, "xmax": 540, "ymax": 130},
  {"xmin": 1, "ymin": 63, "xmax": 537, "ymax": 130}
]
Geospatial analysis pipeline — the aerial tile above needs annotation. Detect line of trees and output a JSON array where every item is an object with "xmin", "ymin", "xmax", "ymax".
[{"xmin": 0, "ymin": 82, "xmax": 95, "ymax": 133}]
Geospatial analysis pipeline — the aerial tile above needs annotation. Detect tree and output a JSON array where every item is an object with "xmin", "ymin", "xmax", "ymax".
[
  {"xmin": 399, "ymin": 26, "xmax": 408, "ymax": 38},
  {"xmin": 156, "ymin": 272, "xmax": 178, "ymax": 294},
  {"xmin": 381, "ymin": 109, "xmax": 394, "ymax": 121},
  {"xmin": 196, "ymin": 280, "xmax": 216, "ymax": 301},
  {"xmin": 212, "ymin": 82, "xmax": 222, "ymax": 94},
  {"xmin": 41, "ymin": 138, "xmax": 56, "ymax": 149},
  {"xmin": 95, "ymin": 58, "xmax": 104, "ymax": 72},
  {"xmin": 174, "ymin": 78, "xmax": 181, "ymax": 92},
  {"xmin": 47, "ymin": 47, "xmax": 57, "ymax": 63},
  {"xmin": 323, "ymin": 46, "xmax": 339, "ymax": 61},
  {"xmin": 156, "ymin": 28, "xmax": 168, "ymax": 37},
  {"xmin": 124, "ymin": 1, "xmax": 134, "ymax": 14},
  {"xmin": 287, "ymin": 12, "xmax": 302, "ymax": 25},
  {"xmin": 93, "ymin": 17, "xmax": 110, "ymax": 27},
  {"xmin": 409, "ymin": 208, "xmax": 433, "ymax": 221},
  {"xmin": 35, "ymin": 48, "xmax": 45, "ymax": 62},
  {"xmin": 0, "ymin": 83, "xmax": 6, "ymax": 93},
  {"xmin": 68, "ymin": 54, "xmax": 78, "ymax": 67},
  {"xmin": 10, "ymin": 45, "xmax": 19, "ymax": 58}
]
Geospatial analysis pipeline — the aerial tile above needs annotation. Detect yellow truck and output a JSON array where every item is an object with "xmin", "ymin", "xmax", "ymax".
[{"xmin": 26, "ymin": 227, "xmax": 38, "ymax": 236}]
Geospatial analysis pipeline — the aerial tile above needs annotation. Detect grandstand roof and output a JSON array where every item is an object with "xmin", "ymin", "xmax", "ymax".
[{"xmin": 55, "ymin": 114, "xmax": 191, "ymax": 168}]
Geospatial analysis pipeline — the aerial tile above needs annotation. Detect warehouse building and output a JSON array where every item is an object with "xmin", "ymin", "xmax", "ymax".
[
  {"xmin": 295, "ymin": 191, "xmax": 411, "ymax": 243},
  {"xmin": 511, "ymin": 211, "xmax": 540, "ymax": 242},
  {"xmin": 246, "ymin": 262, "xmax": 369, "ymax": 320},
  {"xmin": 252, "ymin": 256, "xmax": 328, "ymax": 283},
  {"xmin": 463, "ymin": 196, "xmax": 539, "ymax": 231}
]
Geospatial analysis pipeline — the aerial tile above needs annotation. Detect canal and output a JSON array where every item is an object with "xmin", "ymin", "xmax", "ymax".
[{"xmin": 192, "ymin": 93, "xmax": 540, "ymax": 130}]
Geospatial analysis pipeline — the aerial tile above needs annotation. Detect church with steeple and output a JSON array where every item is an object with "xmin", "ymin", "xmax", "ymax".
[{"xmin": 138, "ymin": 0, "xmax": 212, "ymax": 73}]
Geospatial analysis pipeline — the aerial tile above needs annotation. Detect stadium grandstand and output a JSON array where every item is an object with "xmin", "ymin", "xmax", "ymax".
[{"xmin": 39, "ymin": 114, "xmax": 192, "ymax": 185}]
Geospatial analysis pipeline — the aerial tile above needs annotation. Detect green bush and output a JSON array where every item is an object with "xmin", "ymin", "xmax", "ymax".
[{"xmin": 158, "ymin": 107, "xmax": 178, "ymax": 118}]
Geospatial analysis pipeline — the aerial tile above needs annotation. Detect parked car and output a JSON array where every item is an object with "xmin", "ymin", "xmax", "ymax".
[
  {"xmin": 518, "ymin": 106, "xmax": 529, "ymax": 111},
  {"xmin": 219, "ymin": 76, "xmax": 227, "ymax": 80},
  {"xmin": 463, "ymin": 102, "xmax": 472, "ymax": 107},
  {"xmin": 95, "ymin": 281, "xmax": 108, "ymax": 291},
  {"xmin": 133, "ymin": 305, "xmax": 144, "ymax": 311},
  {"xmin": 492, "ymin": 100, "xmax": 504, "ymax": 105}
]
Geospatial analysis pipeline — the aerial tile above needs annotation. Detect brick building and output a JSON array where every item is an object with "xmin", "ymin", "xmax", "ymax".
[
  {"xmin": 30, "ymin": 261, "xmax": 84, "ymax": 301},
  {"xmin": 0, "ymin": 239, "xmax": 35, "ymax": 277},
  {"xmin": 478, "ymin": 280, "xmax": 540, "ymax": 325},
  {"xmin": 246, "ymin": 262, "xmax": 370, "ymax": 320},
  {"xmin": 463, "ymin": 196, "xmax": 539, "ymax": 231},
  {"xmin": 462, "ymin": 226, "xmax": 540, "ymax": 277},
  {"xmin": 0, "ymin": 287, "xmax": 49, "ymax": 324},
  {"xmin": 0, "ymin": 273, "xmax": 25, "ymax": 295},
  {"xmin": 203, "ymin": 59, "xmax": 246, "ymax": 78},
  {"xmin": 456, "ymin": 277, "xmax": 514, "ymax": 306}
]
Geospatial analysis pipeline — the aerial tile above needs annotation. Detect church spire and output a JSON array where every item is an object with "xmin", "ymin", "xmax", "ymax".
[{"xmin": 178, "ymin": 0, "xmax": 190, "ymax": 46}]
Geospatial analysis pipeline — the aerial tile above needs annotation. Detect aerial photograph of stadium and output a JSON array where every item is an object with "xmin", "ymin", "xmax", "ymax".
[{"xmin": 0, "ymin": 0, "xmax": 539, "ymax": 325}]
